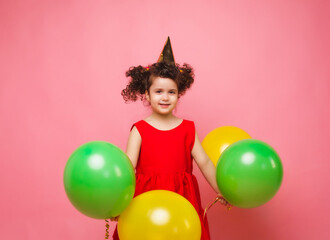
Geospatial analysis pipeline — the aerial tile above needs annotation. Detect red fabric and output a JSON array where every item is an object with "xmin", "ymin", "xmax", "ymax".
[{"xmin": 113, "ymin": 119, "xmax": 210, "ymax": 240}]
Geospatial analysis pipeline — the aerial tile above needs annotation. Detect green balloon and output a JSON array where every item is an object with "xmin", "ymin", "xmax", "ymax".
[
  {"xmin": 64, "ymin": 141, "xmax": 136, "ymax": 219},
  {"xmin": 216, "ymin": 139, "xmax": 283, "ymax": 208}
]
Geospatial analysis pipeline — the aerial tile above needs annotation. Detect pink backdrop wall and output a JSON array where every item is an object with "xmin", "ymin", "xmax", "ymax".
[{"xmin": 1, "ymin": 0, "xmax": 329, "ymax": 239}]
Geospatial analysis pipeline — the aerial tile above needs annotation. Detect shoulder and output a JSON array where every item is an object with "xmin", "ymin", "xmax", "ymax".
[
  {"xmin": 181, "ymin": 119, "xmax": 195, "ymax": 137},
  {"xmin": 183, "ymin": 119, "xmax": 195, "ymax": 129},
  {"xmin": 129, "ymin": 124, "xmax": 142, "ymax": 141},
  {"xmin": 183, "ymin": 119, "xmax": 194, "ymax": 124},
  {"xmin": 130, "ymin": 120, "xmax": 145, "ymax": 131}
]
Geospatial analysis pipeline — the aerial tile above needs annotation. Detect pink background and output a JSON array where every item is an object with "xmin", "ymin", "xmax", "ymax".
[{"xmin": 1, "ymin": 0, "xmax": 329, "ymax": 239}]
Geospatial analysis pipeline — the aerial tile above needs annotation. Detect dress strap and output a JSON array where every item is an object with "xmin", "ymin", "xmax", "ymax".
[{"xmin": 130, "ymin": 120, "xmax": 145, "ymax": 137}]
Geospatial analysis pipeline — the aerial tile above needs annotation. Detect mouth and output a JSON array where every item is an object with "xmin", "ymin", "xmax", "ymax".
[{"xmin": 159, "ymin": 103, "xmax": 170, "ymax": 108}]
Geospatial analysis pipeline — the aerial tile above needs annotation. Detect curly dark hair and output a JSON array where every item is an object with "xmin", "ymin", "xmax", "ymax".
[{"xmin": 121, "ymin": 61, "xmax": 194, "ymax": 102}]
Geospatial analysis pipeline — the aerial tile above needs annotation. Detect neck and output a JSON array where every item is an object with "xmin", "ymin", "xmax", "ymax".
[{"xmin": 150, "ymin": 112, "xmax": 177, "ymax": 122}]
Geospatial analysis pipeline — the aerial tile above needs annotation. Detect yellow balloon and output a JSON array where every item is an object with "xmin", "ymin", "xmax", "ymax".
[
  {"xmin": 118, "ymin": 190, "xmax": 201, "ymax": 240},
  {"xmin": 202, "ymin": 126, "xmax": 251, "ymax": 166}
]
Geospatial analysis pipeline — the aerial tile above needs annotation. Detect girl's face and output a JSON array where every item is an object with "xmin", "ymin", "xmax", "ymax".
[{"xmin": 145, "ymin": 77, "xmax": 179, "ymax": 116}]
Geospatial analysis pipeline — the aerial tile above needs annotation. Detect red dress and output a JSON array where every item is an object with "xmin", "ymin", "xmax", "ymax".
[{"xmin": 113, "ymin": 119, "xmax": 210, "ymax": 240}]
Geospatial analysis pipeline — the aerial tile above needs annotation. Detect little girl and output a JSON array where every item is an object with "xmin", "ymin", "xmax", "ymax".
[{"xmin": 113, "ymin": 38, "xmax": 228, "ymax": 240}]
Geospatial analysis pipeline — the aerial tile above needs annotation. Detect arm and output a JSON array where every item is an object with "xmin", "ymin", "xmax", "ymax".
[
  {"xmin": 191, "ymin": 132, "xmax": 220, "ymax": 194},
  {"xmin": 110, "ymin": 126, "xmax": 141, "ymax": 221},
  {"xmin": 126, "ymin": 126, "xmax": 142, "ymax": 169}
]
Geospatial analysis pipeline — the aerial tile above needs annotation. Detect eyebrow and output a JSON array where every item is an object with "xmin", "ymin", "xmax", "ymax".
[{"xmin": 154, "ymin": 88, "xmax": 177, "ymax": 91}]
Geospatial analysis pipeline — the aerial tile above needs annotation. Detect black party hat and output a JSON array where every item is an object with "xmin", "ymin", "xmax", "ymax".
[{"xmin": 157, "ymin": 37, "xmax": 175, "ymax": 64}]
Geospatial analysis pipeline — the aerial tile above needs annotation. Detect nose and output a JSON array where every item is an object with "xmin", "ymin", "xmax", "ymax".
[{"xmin": 162, "ymin": 93, "xmax": 169, "ymax": 101}]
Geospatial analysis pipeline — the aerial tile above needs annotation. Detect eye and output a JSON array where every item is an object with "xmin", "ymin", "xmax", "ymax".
[
  {"xmin": 169, "ymin": 91, "xmax": 176, "ymax": 94},
  {"xmin": 156, "ymin": 90, "xmax": 162, "ymax": 93}
]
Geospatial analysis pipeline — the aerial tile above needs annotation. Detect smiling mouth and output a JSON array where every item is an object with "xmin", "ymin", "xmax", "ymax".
[{"xmin": 159, "ymin": 103, "xmax": 170, "ymax": 107}]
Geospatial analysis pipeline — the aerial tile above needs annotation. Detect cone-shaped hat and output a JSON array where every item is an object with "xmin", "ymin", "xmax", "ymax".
[{"xmin": 157, "ymin": 37, "xmax": 175, "ymax": 64}]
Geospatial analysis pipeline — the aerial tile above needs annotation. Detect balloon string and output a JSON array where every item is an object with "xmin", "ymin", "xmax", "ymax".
[
  {"xmin": 203, "ymin": 196, "xmax": 232, "ymax": 221},
  {"xmin": 105, "ymin": 219, "xmax": 110, "ymax": 239}
]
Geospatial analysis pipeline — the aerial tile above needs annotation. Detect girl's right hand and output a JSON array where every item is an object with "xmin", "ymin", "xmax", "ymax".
[{"xmin": 110, "ymin": 216, "xmax": 119, "ymax": 222}]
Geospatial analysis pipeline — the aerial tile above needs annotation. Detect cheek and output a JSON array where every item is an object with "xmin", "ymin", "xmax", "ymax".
[{"xmin": 149, "ymin": 94, "xmax": 159, "ymax": 103}]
